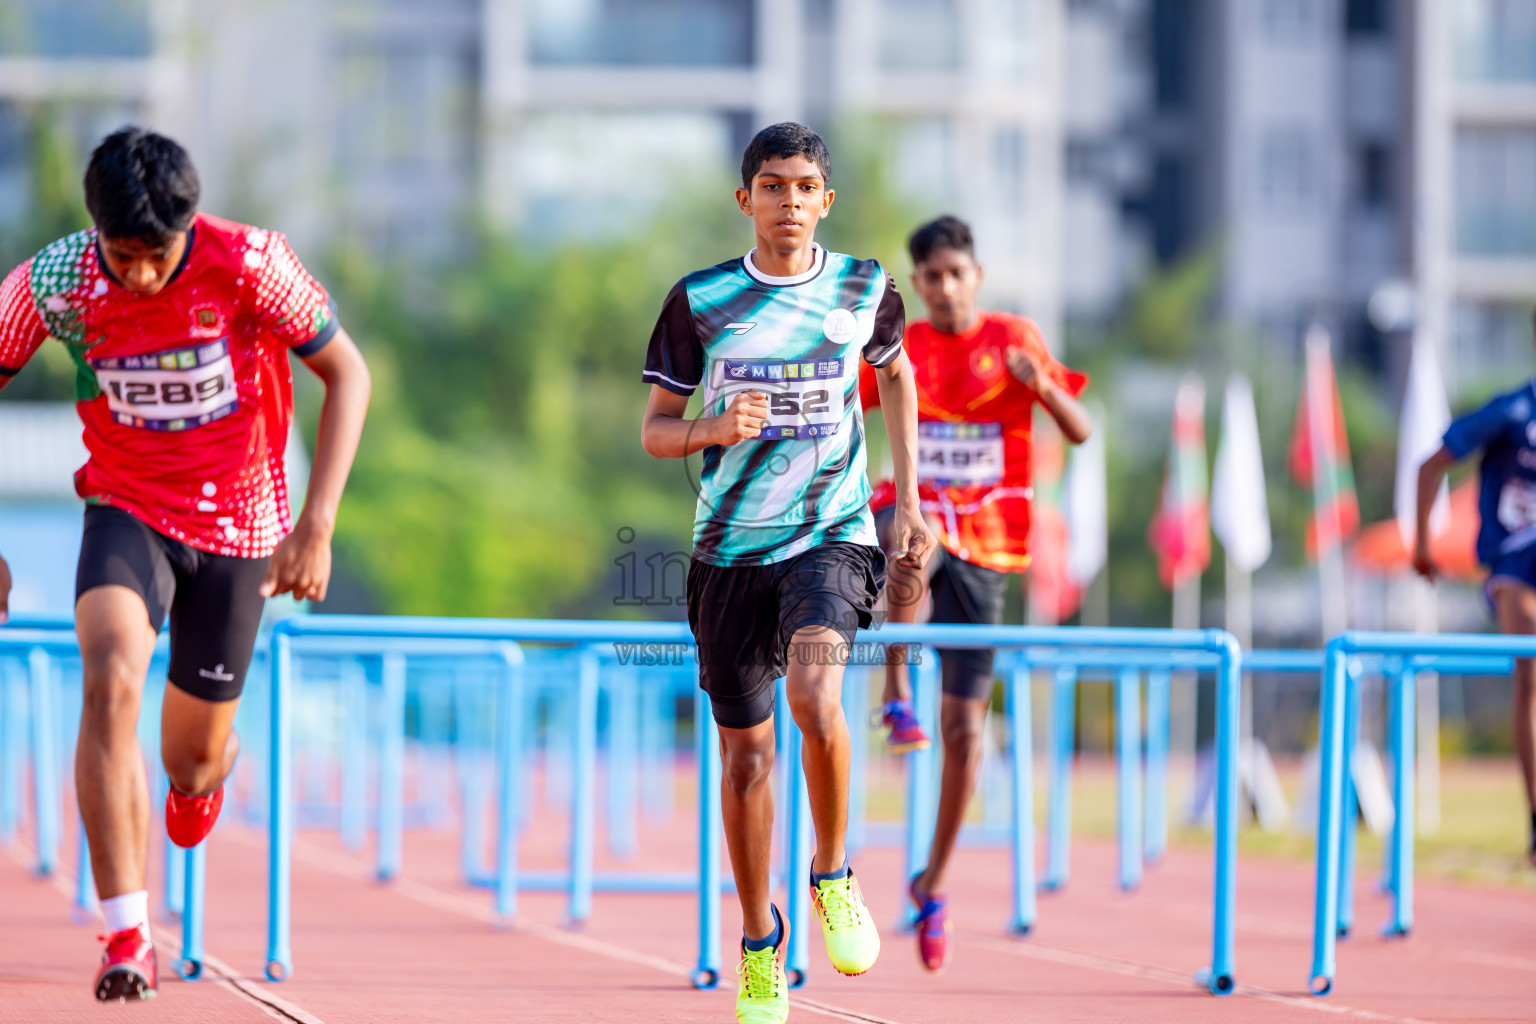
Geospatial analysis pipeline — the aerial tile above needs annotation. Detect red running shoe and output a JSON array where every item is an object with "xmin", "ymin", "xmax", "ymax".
[
  {"xmin": 165, "ymin": 783, "xmax": 224, "ymax": 848},
  {"xmin": 909, "ymin": 876, "xmax": 949, "ymax": 973},
  {"xmin": 878, "ymin": 700, "xmax": 930, "ymax": 753},
  {"xmin": 94, "ymin": 925, "xmax": 157, "ymax": 1001}
]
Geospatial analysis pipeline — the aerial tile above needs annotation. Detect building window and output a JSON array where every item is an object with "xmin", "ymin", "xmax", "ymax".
[
  {"xmin": 1152, "ymin": 0, "xmax": 1192, "ymax": 111},
  {"xmin": 1352, "ymin": 142, "xmax": 1391, "ymax": 210},
  {"xmin": 1258, "ymin": 0, "xmax": 1320, "ymax": 42},
  {"xmin": 529, "ymin": 0, "xmax": 755, "ymax": 67},
  {"xmin": 1344, "ymin": 0, "xmax": 1389, "ymax": 36},
  {"xmin": 1455, "ymin": 128, "xmax": 1536, "ymax": 257},
  {"xmin": 878, "ymin": 0, "xmax": 961, "ymax": 72},
  {"xmin": 1259, "ymin": 128, "xmax": 1316, "ymax": 212},
  {"xmin": 510, "ymin": 111, "xmax": 735, "ymax": 239},
  {"xmin": 1454, "ymin": 301, "xmax": 1536, "ymax": 384},
  {"xmin": 991, "ymin": 127, "xmax": 1026, "ymax": 218},
  {"xmin": 0, "ymin": 0, "xmax": 151, "ymax": 58},
  {"xmin": 1457, "ymin": 0, "xmax": 1536, "ymax": 81}
]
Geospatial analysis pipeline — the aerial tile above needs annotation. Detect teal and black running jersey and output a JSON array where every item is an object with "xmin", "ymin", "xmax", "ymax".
[{"xmin": 644, "ymin": 245, "xmax": 905, "ymax": 566}]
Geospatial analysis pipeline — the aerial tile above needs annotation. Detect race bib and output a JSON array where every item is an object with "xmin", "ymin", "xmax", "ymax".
[
  {"xmin": 1497, "ymin": 478, "xmax": 1536, "ymax": 533},
  {"xmin": 918, "ymin": 421, "xmax": 1004, "ymax": 486},
  {"xmin": 91, "ymin": 340, "xmax": 239, "ymax": 432},
  {"xmin": 717, "ymin": 357, "xmax": 844, "ymax": 440}
]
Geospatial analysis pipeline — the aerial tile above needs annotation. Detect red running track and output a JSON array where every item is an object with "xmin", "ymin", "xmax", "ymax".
[{"xmin": 2, "ymin": 811, "xmax": 1533, "ymax": 1023}]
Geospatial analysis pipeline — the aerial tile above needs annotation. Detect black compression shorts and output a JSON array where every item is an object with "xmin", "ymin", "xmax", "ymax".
[
  {"xmin": 686, "ymin": 543, "xmax": 886, "ymax": 730},
  {"xmin": 75, "ymin": 504, "xmax": 268, "ymax": 702}
]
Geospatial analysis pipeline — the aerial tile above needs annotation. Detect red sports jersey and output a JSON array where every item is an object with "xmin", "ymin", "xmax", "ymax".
[
  {"xmin": 859, "ymin": 311, "xmax": 1087, "ymax": 573},
  {"xmin": 0, "ymin": 213, "xmax": 336, "ymax": 558}
]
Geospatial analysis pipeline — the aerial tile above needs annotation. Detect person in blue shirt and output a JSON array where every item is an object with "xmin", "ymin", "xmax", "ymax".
[{"xmin": 1414, "ymin": 315, "xmax": 1536, "ymax": 867}]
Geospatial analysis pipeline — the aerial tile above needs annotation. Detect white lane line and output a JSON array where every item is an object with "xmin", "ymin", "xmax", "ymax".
[
  {"xmin": 3, "ymin": 841, "xmax": 328, "ymax": 1023},
  {"xmin": 964, "ymin": 934, "xmax": 1442, "ymax": 1024},
  {"xmin": 263, "ymin": 832, "xmax": 909, "ymax": 1024}
]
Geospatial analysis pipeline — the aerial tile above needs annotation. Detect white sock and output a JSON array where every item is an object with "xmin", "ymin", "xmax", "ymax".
[{"xmin": 100, "ymin": 891, "xmax": 149, "ymax": 935}]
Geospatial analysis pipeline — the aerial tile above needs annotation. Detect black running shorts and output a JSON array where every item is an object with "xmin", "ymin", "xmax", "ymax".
[
  {"xmin": 686, "ymin": 543, "xmax": 887, "ymax": 730},
  {"xmin": 75, "ymin": 505, "xmax": 269, "ymax": 702},
  {"xmin": 876, "ymin": 506, "xmax": 1010, "ymax": 702}
]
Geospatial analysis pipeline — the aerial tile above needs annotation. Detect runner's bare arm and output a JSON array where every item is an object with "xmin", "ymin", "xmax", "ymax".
[
  {"xmin": 1412, "ymin": 445, "xmax": 1457, "ymax": 580},
  {"xmin": 872, "ymin": 350, "xmax": 934, "ymax": 570},
  {"xmin": 1005, "ymin": 346, "xmax": 1092, "ymax": 444},
  {"xmin": 261, "ymin": 328, "xmax": 371, "ymax": 603},
  {"xmin": 641, "ymin": 384, "xmax": 767, "ymax": 458}
]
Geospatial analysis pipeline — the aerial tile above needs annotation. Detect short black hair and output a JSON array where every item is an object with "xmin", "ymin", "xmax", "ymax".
[
  {"xmin": 83, "ymin": 127, "xmax": 200, "ymax": 245},
  {"xmin": 908, "ymin": 215, "xmax": 975, "ymax": 266},
  {"xmin": 740, "ymin": 122, "xmax": 831, "ymax": 189}
]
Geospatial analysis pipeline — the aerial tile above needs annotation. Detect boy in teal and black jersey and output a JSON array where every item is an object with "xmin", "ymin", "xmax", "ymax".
[{"xmin": 641, "ymin": 123, "xmax": 933, "ymax": 1024}]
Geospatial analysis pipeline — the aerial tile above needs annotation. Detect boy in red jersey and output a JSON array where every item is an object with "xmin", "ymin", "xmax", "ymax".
[
  {"xmin": 859, "ymin": 215, "xmax": 1091, "ymax": 972},
  {"xmin": 0, "ymin": 128, "xmax": 370, "ymax": 1001}
]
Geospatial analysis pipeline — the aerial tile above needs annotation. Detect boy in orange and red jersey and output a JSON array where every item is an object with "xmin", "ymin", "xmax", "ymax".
[{"xmin": 858, "ymin": 215, "xmax": 1091, "ymax": 972}]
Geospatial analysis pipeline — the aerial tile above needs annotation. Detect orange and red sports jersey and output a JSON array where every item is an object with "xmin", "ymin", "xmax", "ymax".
[
  {"xmin": 859, "ymin": 310, "xmax": 1087, "ymax": 573},
  {"xmin": 0, "ymin": 213, "xmax": 337, "ymax": 558}
]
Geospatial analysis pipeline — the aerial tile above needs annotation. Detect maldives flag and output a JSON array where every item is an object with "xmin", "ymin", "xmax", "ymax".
[
  {"xmin": 1288, "ymin": 328, "xmax": 1359, "ymax": 559},
  {"xmin": 1028, "ymin": 418, "xmax": 1083, "ymax": 624},
  {"xmin": 1147, "ymin": 375, "xmax": 1211, "ymax": 590}
]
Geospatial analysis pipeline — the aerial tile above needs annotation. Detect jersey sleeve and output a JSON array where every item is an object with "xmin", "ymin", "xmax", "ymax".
[
  {"xmin": 862, "ymin": 272, "xmax": 905, "ymax": 368},
  {"xmin": 1443, "ymin": 393, "xmax": 1514, "ymax": 460},
  {"xmin": 1015, "ymin": 318, "xmax": 1088, "ymax": 399},
  {"xmin": 642, "ymin": 280, "xmax": 704, "ymax": 396},
  {"xmin": 0, "ymin": 261, "xmax": 48, "ymax": 379},
  {"xmin": 247, "ymin": 233, "xmax": 339, "ymax": 357}
]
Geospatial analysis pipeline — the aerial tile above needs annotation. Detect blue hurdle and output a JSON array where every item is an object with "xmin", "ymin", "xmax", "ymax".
[{"xmin": 1309, "ymin": 631, "xmax": 1519, "ymax": 997}]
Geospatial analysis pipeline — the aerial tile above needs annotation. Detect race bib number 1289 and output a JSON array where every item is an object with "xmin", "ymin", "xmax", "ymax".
[{"xmin": 91, "ymin": 340, "xmax": 239, "ymax": 432}]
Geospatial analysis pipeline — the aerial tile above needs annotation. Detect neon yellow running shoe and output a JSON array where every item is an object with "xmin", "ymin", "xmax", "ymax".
[
  {"xmin": 735, "ymin": 917, "xmax": 789, "ymax": 1024},
  {"xmin": 811, "ymin": 867, "xmax": 880, "ymax": 976}
]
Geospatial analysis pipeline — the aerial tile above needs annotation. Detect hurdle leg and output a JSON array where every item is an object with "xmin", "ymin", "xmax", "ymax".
[
  {"xmin": 1144, "ymin": 669, "xmax": 1171, "ymax": 863},
  {"xmin": 177, "ymin": 843, "xmax": 206, "ymax": 980},
  {"xmin": 1007, "ymin": 663, "xmax": 1036, "ymax": 933},
  {"xmin": 902, "ymin": 649, "xmax": 938, "ymax": 919},
  {"xmin": 1309, "ymin": 643, "xmax": 1349, "ymax": 996},
  {"xmin": 783, "ymin": 686, "xmax": 810, "ymax": 988},
  {"xmin": 1115, "ymin": 667, "xmax": 1143, "ymax": 892},
  {"xmin": 495, "ymin": 644, "xmax": 524, "ymax": 923},
  {"xmin": 265, "ymin": 632, "xmax": 294, "ymax": 982},
  {"xmin": 692, "ymin": 688, "xmax": 722, "ymax": 990},
  {"xmin": 1385, "ymin": 666, "xmax": 1414, "ymax": 937},
  {"xmin": 340, "ymin": 660, "xmax": 367, "ymax": 852},
  {"xmin": 1204, "ymin": 638, "xmax": 1240, "ymax": 995},
  {"xmin": 606, "ymin": 668, "xmax": 639, "ymax": 860},
  {"xmin": 377, "ymin": 652, "xmax": 406, "ymax": 882},
  {"xmin": 1337, "ymin": 662, "xmax": 1362, "ymax": 938},
  {"xmin": 567, "ymin": 647, "xmax": 599, "ymax": 926},
  {"xmin": 28, "ymin": 648, "xmax": 59, "ymax": 877},
  {"xmin": 1045, "ymin": 666, "xmax": 1076, "ymax": 890}
]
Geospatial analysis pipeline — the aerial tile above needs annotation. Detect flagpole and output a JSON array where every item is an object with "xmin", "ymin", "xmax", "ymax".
[{"xmin": 1305, "ymin": 329, "xmax": 1349, "ymax": 641}]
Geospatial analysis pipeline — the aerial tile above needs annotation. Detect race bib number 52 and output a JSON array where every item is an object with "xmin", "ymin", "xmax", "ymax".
[
  {"xmin": 717, "ymin": 357, "xmax": 844, "ymax": 440},
  {"xmin": 91, "ymin": 340, "xmax": 239, "ymax": 432}
]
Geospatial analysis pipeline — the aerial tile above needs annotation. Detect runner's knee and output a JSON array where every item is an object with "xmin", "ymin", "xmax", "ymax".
[
  {"xmin": 79, "ymin": 659, "xmax": 144, "ymax": 735},
  {"xmin": 786, "ymin": 682, "xmax": 843, "ymax": 742},
  {"xmin": 722, "ymin": 741, "xmax": 775, "ymax": 794}
]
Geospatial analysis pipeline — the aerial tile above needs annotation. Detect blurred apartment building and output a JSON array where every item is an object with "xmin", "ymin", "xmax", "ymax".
[{"xmin": 0, "ymin": 0, "xmax": 1533, "ymax": 385}]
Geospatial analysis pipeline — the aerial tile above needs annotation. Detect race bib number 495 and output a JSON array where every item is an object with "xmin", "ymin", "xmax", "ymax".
[
  {"xmin": 918, "ymin": 421, "xmax": 1004, "ymax": 486},
  {"xmin": 91, "ymin": 340, "xmax": 239, "ymax": 432},
  {"xmin": 717, "ymin": 357, "xmax": 844, "ymax": 440}
]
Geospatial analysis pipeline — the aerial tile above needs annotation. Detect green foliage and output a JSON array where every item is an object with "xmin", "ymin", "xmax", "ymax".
[
  {"xmin": 1120, "ymin": 245, "xmax": 1222, "ymax": 360},
  {"xmin": 2, "ymin": 107, "xmax": 91, "ymax": 401}
]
